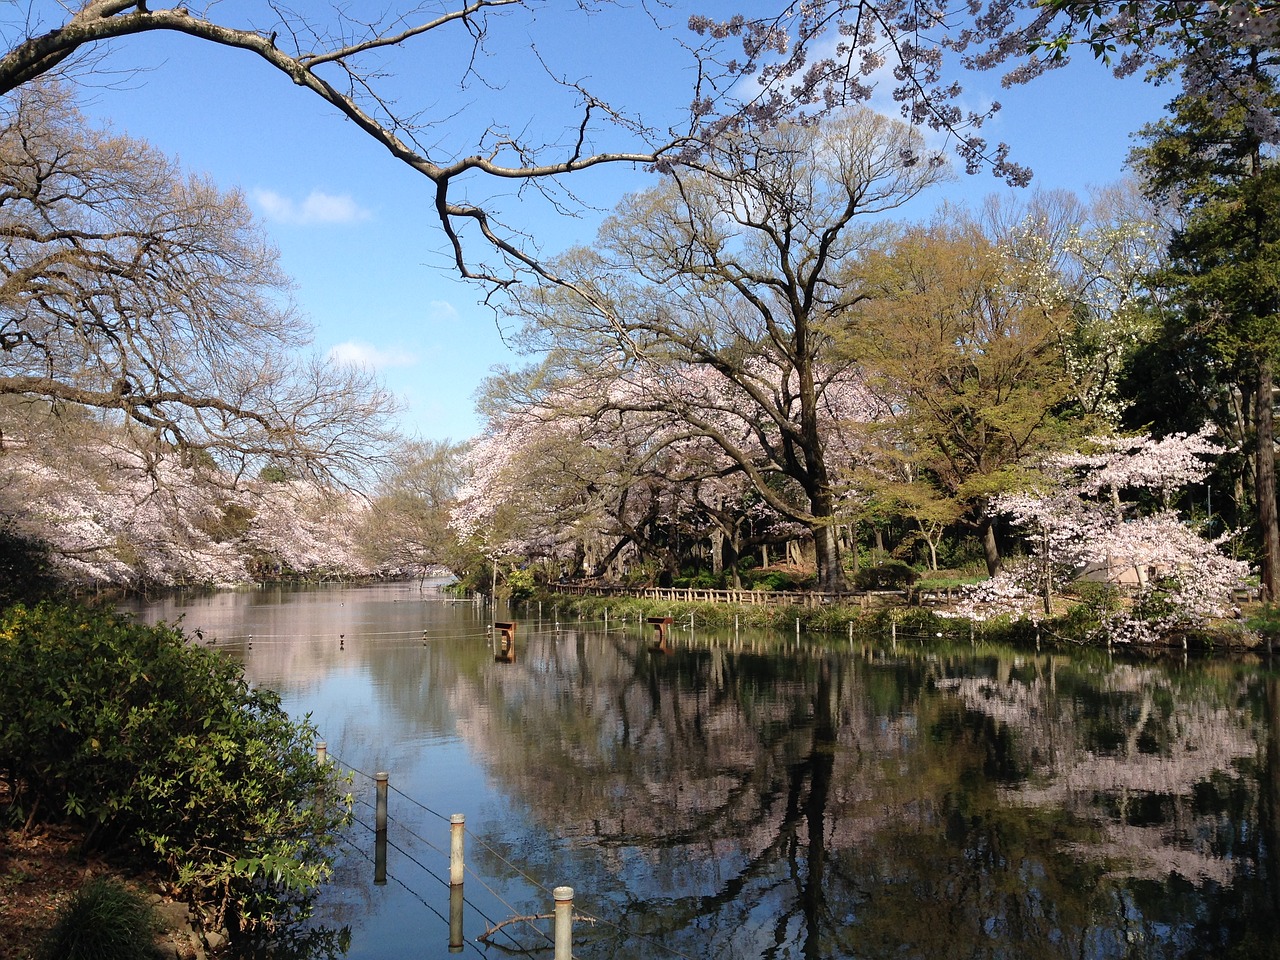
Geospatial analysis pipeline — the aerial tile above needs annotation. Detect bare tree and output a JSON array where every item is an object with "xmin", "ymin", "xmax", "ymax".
[
  {"xmin": 361, "ymin": 438, "xmax": 471, "ymax": 577},
  {"xmin": 0, "ymin": 3, "xmax": 1270, "ymax": 291},
  {"xmin": 0, "ymin": 0, "xmax": 1166, "ymax": 302},
  {"xmin": 0, "ymin": 83, "xmax": 397, "ymax": 481},
  {"xmin": 505, "ymin": 109, "xmax": 947, "ymax": 592}
]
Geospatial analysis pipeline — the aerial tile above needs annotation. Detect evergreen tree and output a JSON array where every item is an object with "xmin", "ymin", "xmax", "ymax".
[{"xmin": 1131, "ymin": 48, "xmax": 1280, "ymax": 598}]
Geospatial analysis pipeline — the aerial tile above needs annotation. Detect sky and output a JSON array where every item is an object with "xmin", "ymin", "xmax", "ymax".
[{"xmin": 45, "ymin": 2, "xmax": 1175, "ymax": 445}]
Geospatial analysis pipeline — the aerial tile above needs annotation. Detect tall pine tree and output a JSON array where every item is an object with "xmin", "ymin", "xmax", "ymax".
[{"xmin": 1132, "ymin": 48, "xmax": 1280, "ymax": 599}]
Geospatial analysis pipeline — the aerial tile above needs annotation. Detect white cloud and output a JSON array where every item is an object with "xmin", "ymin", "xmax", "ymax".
[
  {"xmin": 427, "ymin": 300, "xmax": 460, "ymax": 322},
  {"xmin": 327, "ymin": 341, "xmax": 416, "ymax": 370},
  {"xmin": 253, "ymin": 188, "xmax": 373, "ymax": 225}
]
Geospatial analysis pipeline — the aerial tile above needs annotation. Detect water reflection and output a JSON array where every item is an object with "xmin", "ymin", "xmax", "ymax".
[{"xmin": 126, "ymin": 584, "xmax": 1280, "ymax": 960}]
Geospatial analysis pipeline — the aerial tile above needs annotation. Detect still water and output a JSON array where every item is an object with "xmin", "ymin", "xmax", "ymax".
[{"xmin": 126, "ymin": 581, "xmax": 1280, "ymax": 960}]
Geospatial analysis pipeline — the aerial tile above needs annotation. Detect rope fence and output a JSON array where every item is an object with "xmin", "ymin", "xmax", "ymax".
[{"xmin": 326, "ymin": 749, "xmax": 698, "ymax": 960}]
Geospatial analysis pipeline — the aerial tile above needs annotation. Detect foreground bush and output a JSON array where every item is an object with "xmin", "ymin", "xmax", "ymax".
[
  {"xmin": 37, "ymin": 876, "xmax": 161, "ymax": 960},
  {"xmin": 0, "ymin": 601, "xmax": 351, "ymax": 943}
]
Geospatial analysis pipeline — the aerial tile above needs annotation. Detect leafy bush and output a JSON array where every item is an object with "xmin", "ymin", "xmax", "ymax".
[
  {"xmin": 0, "ymin": 601, "xmax": 351, "ymax": 940},
  {"xmin": 38, "ymin": 876, "xmax": 161, "ymax": 960},
  {"xmin": 853, "ymin": 560, "xmax": 919, "ymax": 591},
  {"xmin": 745, "ymin": 569, "xmax": 813, "ymax": 591},
  {"xmin": 675, "ymin": 570, "xmax": 724, "ymax": 589},
  {"xmin": 504, "ymin": 567, "xmax": 536, "ymax": 600}
]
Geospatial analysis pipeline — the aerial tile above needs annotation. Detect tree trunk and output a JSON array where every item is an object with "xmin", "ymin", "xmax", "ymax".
[
  {"xmin": 812, "ymin": 522, "xmax": 848, "ymax": 593},
  {"xmin": 724, "ymin": 531, "xmax": 742, "ymax": 588},
  {"xmin": 1257, "ymin": 357, "xmax": 1279, "ymax": 601},
  {"xmin": 981, "ymin": 515, "xmax": 1002, "ymax": 577}
]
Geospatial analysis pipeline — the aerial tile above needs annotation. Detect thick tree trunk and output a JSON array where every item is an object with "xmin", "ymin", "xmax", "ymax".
[
  {"xmin": 1257, "ymin": 358, "xmax": 1279, "ymax": 601},
  {"xmin": 811, "ymin": 521, "xmax": 848, "ymax": 593}
]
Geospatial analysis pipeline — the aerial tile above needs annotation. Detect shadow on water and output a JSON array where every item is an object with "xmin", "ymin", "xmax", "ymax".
[{"xmin": 126, "ymin": 584, "xmax": 1280, "ymax": 960}]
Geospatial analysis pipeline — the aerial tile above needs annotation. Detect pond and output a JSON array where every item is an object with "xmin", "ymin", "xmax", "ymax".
[{"xmin": 125, "ymin": 581, "xmax": 1280, "ymax": 960}]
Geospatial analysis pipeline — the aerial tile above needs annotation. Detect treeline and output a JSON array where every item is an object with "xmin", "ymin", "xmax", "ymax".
[{"xmin": 407, "ymin": 81, "xmax": 1280, "ymax": 643}]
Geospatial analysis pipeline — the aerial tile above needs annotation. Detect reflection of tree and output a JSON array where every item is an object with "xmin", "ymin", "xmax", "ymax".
[
  {"xmin": 442, "ymin": 634, "xmax": 1280, "ymax": 959},
  {"xmin": 139, "ymin": 590, "xmax": 1280, "ymax": 959}
]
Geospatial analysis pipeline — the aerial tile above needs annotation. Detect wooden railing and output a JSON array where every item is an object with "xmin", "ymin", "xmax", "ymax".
[{"xmin": 546, "ymin": 582, "xmax": 918, "ymax": 608}]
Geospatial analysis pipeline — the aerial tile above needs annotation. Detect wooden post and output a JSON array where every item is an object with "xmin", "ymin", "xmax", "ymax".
[
  {"xmin": 553, "ymin": 887, "xmax": 574, "ymax": 960},
  {"xmin": 316, "ymin": 741, "xmax": 327, "ymax": 765},
  {"xmin": 375, "ymin": 772, "xmax": 389, "ymax": 834},
  {"xmin": 450, "ymin": 814, "xmax": 465, "ymax": 886}
]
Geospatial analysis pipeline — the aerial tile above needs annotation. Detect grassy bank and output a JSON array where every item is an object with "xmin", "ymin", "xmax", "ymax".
[{"xmin": 525, "ymin": 590, "xmax": 1263, "ymax": 654}]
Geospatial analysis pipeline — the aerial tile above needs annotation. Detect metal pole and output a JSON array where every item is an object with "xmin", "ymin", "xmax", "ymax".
[
  {"xmin": 553, "ymin": 886, "xmax": 574, "ymax": 960},
  {"xmin": 450, "ymin": 814, "xmax": 465, "ymax": 886}
]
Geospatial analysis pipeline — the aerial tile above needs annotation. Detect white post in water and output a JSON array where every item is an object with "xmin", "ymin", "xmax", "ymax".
[
  {"xmin": 450, "ymin": 815, "xmax": 465, "ymax": 886},
  {"xmin": 316, "ymin": 741, "xmax": 327, "ymax": 765},
  {"xmin": 553, "ymin": 887, "xmax": 574, "ymax": 960}
]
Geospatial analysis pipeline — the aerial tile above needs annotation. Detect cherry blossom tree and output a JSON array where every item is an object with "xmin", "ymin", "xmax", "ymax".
[
  {"xmin": 954, "ymin": 425, "xmax": 1251, "ymax": 643},
  {"xmin": 0, "ymin": 419, "xmax": 374, "ymax": 589},
  {"xmin": 453, "ymin": 362, "xmax": 831, "ymax": 586}
]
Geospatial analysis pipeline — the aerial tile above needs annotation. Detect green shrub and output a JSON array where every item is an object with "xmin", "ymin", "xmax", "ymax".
[
  {"xmin": 745, "ymin": 569, "xmax": 813, "ymax": 591},
  {"xmin": 38, "ymin": 876, "xmax": 160, "ymax": 960},
  {"xmin": 0, "ymin": 601, "xmax": 351, "ymax": 941},
  {"xmin": 504, "ymin": 567, "xmax": 536, "ymax": 600},
  {"xmin": 853, "ymin": 560, "xmax": 919, "ymax": 591}
]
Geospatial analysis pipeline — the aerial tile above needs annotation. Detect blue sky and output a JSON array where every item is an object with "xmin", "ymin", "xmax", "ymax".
[{"xmin": 63, "ymin": 4, "xmax": 1172, "ymax": 444}]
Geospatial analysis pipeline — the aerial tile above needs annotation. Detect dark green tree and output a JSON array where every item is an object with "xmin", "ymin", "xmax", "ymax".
[{"xmin": 1131, "ymin": 51, "xmax": 1280, "ymax": 599}]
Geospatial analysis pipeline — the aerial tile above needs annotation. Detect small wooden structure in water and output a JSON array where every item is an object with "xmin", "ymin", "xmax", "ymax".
[
  {"xmin": 494, "ymin": 621, "xmax": 517, "ymax": 662},
  {"xmin": 647, "ymin": 616, "xmax": 674, "ymax": 653}
]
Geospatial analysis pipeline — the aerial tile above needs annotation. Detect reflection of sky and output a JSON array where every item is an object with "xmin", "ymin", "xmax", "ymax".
[{"xmin": 125, "ymin": 584, "xmax": 547, "ymax": 959}]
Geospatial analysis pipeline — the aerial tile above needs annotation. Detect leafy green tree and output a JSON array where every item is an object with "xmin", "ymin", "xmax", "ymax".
[{"xmin": 847, "ymin": 214, "xmax": 1076, "ymax": 575}]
